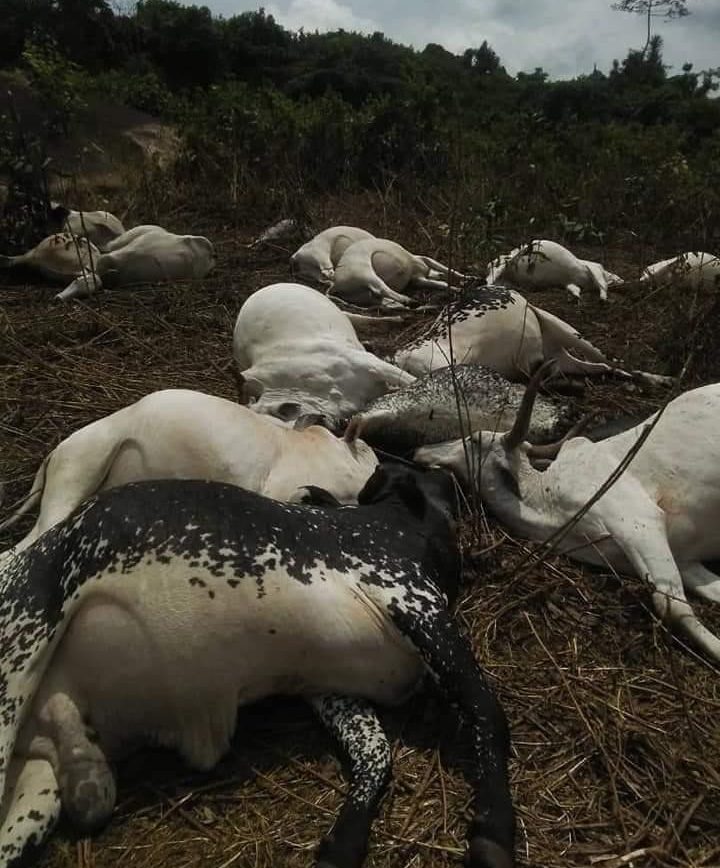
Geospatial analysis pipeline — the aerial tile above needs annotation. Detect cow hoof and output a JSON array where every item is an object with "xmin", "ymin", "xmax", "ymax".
[
  {"xmin": 59, "ymin": 758, "xmax": 116, "ymax": 833},
  {"xmin": 466, "ymin": 836, "xmax": 514, "ymax": 868}
]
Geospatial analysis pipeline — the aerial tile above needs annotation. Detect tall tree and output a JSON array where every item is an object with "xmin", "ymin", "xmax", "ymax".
[{"xmin": 611, "ymin": 0, "xmax": 690, "ymax": 55}]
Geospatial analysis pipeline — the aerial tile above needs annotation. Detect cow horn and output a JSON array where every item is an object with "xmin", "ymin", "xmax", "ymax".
[
  {"xmin": 502, "ymin": 360, "xmax": 556, "ymax": 451},
  {"xmin": 234, "ymin": 371, "xmax": 264, "ymax": 405},
  {"xmin": 344, "ymin": 415, "xmax": 364, "ymax": 443},
  {"xmin": 526, "ymin": 410, "xmax": 601, "ymax": 460}
]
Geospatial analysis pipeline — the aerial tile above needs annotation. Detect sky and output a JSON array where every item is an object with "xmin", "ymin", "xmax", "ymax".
[{"xmin": 195, "ymin": 0, "xmax": 720, "ymax": 80}]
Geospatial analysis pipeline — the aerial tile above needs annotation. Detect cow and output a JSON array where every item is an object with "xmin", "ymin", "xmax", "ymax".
[
  {"xmin": 0, "ymin": 233, "xmax": 99, "ymax": 282},
  {"xmin": 415, "ymin": 369, "xmax": 720, "ymax": 665},
  {"xmin": 290, "ymin": 226, "xmax": 375, "ymax": 285},
  {"xmin": 49, "ymin": 205, "xmax": 125, "ymax": 252},
  {"xmin": 0, "ymin": 389, "xmax": 378, "ymax": 561},
  {"xmin": 345, "ymin": 364, "xmax": 573, "ymax": 453},
  {"xmin": 640, "ymin": 251, "xmax": 720, "ymax": 291},
  {"xmin": 55, "ymin": 227, "xmax": 215, "ymax": 300},
  {"xmin": 487, "ymin": 240, "xmax": 623, "ymax": 301},
  {"xmin": 331, "ymin": 238, "xmax": 465, "ymax": 307},
  {"xmin": 232, "ymin": 283, "xmax": 415, "ymax": 425},
  {"xmin": 0, "ymin": 466, "xmax": 515, "ymax": 868},
  {"xmin": 392, "ymin": 285, "xmax": 673, "ymax": 387}
]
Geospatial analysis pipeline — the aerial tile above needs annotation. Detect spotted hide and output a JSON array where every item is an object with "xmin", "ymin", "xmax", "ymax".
[{"xmin": 0, "ymin": 466, "xmax": 515, "ymax": 868}]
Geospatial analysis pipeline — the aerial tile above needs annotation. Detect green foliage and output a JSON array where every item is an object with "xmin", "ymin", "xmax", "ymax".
[
  {"xmin": 22, "ymin": 40, "xmax": 88, "ymax": 135},
  {"xmin": 1, "ymin": 0, "xmax": 718, "ymax": 253}
]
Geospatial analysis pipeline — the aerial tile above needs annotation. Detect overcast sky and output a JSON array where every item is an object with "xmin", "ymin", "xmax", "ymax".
[{"xmin": 196, "ymin": 0, "xmax": 719, "ymax": 80}]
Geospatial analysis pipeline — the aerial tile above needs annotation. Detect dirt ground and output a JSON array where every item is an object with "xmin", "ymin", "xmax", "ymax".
[{"xmin": 1, "ymin": 201, "xmax": 719, "ymax": 868}]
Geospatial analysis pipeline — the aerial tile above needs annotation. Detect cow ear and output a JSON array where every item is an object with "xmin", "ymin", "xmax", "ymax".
[
  {"xmin": 235, "ymin": 373, "xmax": 264, "ymax": 405},
  {"xmin": 276, "ymin": 401, "xmax": 302, "ymax": 421},
  {"xmin": 294, "ymin": 413, "xmax": 329, "ymax": 430},
  {"xmin": 357, "ymin": 466, "xmax": 388, "ymax": 504}
]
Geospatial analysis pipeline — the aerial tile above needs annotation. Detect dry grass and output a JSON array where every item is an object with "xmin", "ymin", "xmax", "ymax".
[{"xmin": 1, "ymin": 203, "xmax": 720, "ymax": 868}]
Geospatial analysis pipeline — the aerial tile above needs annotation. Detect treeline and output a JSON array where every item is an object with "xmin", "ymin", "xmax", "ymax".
[
  {"xmin": 3, "ymin": 0, "xmax": 719, "ymax": 132},
  {"xmin": 2, "ymin": 0, "xmax": 720, "ymax": 252}
]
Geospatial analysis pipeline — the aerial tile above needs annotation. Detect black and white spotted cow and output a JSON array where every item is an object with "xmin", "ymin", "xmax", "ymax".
[
  {"xmin": 0, "ymin": 465, "xmax": 515, "ymax": 868},
  {"xmin": 393, "ymin": 284, "xmax": 672, "ymax": 387}
]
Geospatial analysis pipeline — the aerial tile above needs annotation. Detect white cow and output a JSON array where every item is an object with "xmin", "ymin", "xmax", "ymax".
[
  {"xmin": 0, "ymin": 233, "xmax": 99, "ymax": 282},
  {"xmin": 487, "ymin": 239, "xmax": 622, "ymax": 301},
  {"xmin": 416, "ymin": 372, "xmax": 720, "ymax": 664},
  {"xmin": 331, "ymin": 238, "xmax": 465, "ymax": 307},
  {"xmin": 640, "ymin": 251, "xmax": 720, "ymax": 291},
  {"xmin": 291, "ymin": 225, "xmax": 375, "ymax": 285},
  {"xmin": 56, "ymin": 226, "xmax": 215, "ymax": 300},
  {"xmin": 0, "ymin": 388, "xmax": 378, "ymax": 560},
  {"xmin": 50, "ymin": 204, "xmax": 125, "ymax": 252},
  {"xmin": 233, "ymin": 283, "xmax": 415, "ymax": 423},
  {"xmin": 393, "ymin": 285, "xmax": 672, "ymax": 386}
]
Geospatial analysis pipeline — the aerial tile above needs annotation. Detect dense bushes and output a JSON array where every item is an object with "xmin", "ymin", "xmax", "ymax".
[{"xmin": 2, "ymin": 0, "xmax": 720, "ymax": 252}]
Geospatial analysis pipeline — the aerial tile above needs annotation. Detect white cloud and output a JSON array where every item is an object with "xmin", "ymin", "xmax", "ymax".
[
  {"xmin": 198, "ymin": 0, "xmax": 720, "ymax": 80},
  {"xmin": 265, "ymin": 0, "xmax": 381, "ymax": 34}
]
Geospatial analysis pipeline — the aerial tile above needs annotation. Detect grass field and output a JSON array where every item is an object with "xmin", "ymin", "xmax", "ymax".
[{"xmin": 1, "ymin": 194, "xmax": 719, "ymax": 868}]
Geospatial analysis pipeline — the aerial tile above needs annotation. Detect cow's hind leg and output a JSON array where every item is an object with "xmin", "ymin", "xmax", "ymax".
[
  {"xmin": 389, "ymin": 602, "xmax": 515, "ymax": 868},
  {"xmin": 0, "ymin": 757, "xmax": 61, "ymax": 868},
  {"xmin": 681, "ymin": 562, "xmax": 720, "ymax": 603},
  {"xmin": 309, "ymin": 694, "xmax": 392, "ymax": 868}
]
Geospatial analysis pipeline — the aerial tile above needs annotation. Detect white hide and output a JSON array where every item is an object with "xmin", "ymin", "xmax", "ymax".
[
  {"xmin": 52, "ymin": 206, "xmax": 125, "ymax": 252},
  {"xmin": 291, "ymin": 226, "xmax": 375, "ymax": 285},
  {"xmin": 0, "ymin": 388, "xmax": 378, "ymax": 559},
  {"xmin": 56, "ymin": 227, "xmax": 215, "ymax": 300},
  {"xmin": 487, "ymin": 240, "xmax": 620, "ymax": 301},
  {"xmin": 0, "ymin": 233, "xmax": 100, "ymax": 282},
  {"xmin": 417, "ymin": 382, "xmax": 720, "ymax": 663},
  {"xmin": 331, "ymin": 238, "xmax": 464, "ymax": 307},
  {"xmin": 232, "ymin": 282, "xmax": 415, "ymax": 422},
  {"xmin": 393, "ymin": 286, "xmax": 672, "ymax": 387},
  {"xmin": 640, "ymin": 252, "xmax": 720, "ymax": 291}
]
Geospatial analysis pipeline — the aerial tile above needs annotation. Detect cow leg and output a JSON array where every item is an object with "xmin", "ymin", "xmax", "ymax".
[
  {"xmin": 565, "ymin": 282, "xmax": 583, "ymax": 300},
  {"xmin": 309, "ymin": 694, "xmax": 392, "ymax": 868},
  {"xmin": 552, "ymin": 347, "xmax": 618, "ymax": 379},
  {"xmin": 0, "ymin": 757, "xmax": 60, "ymax": 868},
  {"xmin": 413, "ymin": 276, "xmax": 452, "ymax": 292},
  {"xmin": 388, "ymin": 603, "xmax": 515, "ymax": 868},
  {"xmin": 680, "ymin": 562, "xmax": 720, "ymax": 603},
  {"xmin": 367, "ymin": 277, "xmax": 413, "ymax": 307},
  {"xmin": 33, "ymin": 693, "xmax": 116, "ymax": 834},
  {"xmin": 417, "ymin": 255, "xmax": 466, "ymax": 281}
]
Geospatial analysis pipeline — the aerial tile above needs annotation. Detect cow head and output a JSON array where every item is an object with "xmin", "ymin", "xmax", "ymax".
[{"xmin": 235, "ymin": 374, "xmax": 342, "ymax": 430}]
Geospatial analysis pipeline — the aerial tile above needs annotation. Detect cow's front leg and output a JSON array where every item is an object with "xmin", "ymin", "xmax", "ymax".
[
  {"xmin": 0, "ymin": 757, "xmax": 61, "ymax": 868},
  {"xmin": 389, "ymin": 602, "xmax": 516, "ymax": 868},
  {"xmin": 309, "ymin": 694, "xmax": 392, "ymax": 868}
]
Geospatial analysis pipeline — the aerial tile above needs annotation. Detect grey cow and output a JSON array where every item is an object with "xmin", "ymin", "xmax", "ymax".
[{"xmin": 0, "ymin": 466, "xmax": 515, "ymax": 868}]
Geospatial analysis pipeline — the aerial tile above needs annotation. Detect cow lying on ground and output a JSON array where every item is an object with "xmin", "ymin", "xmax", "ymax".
[
  {"xmin": 49, "ymin": 204, "xmax": 125, "ymax": 252},
  {"xmin": 331, "ymin": 238, "xmax": 465, "ymax": 307},
  {"xmin": 415, "ymin": 370, "xmax": 720, "ymax": 664},
  {"xmin": 56, "ymin": 226, "xmax": 215, "ymax": 299},
  {"xmin": 393, "ymin": 284, "xmax": 673, "ymax": 387},
  {"xmin": 345, "ymin": 364, "xmax": 573, "ymax": 453},
  {"xmin": 640, "ymin": 251, "xmax": 720, "ymax": 291},
  {"xmin": 0, "ymin": 389, "xmax": 377, "ymax": 561},
  {"xmin": 0, "ymin": 465, "xmax": 515, "ymax": 868},
  {"xmin": 0, "ymin": 233, "xmax": 99, "ymax": 282},
  {"xmin": 233, "ymin": 283, "xmax": 415, "ymax": 424},
  {"xmin": 291, "ymin": 225, "xmax": 375, "ymax": 285},
  {"xmin": 487, "ymin": 239, "xmax": 622, "ymax": 301}
]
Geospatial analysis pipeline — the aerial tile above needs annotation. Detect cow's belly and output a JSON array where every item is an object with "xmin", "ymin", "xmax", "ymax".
[{"xmin": 28, "ymin": 561, "xmax": 423, "ymax": 767}]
